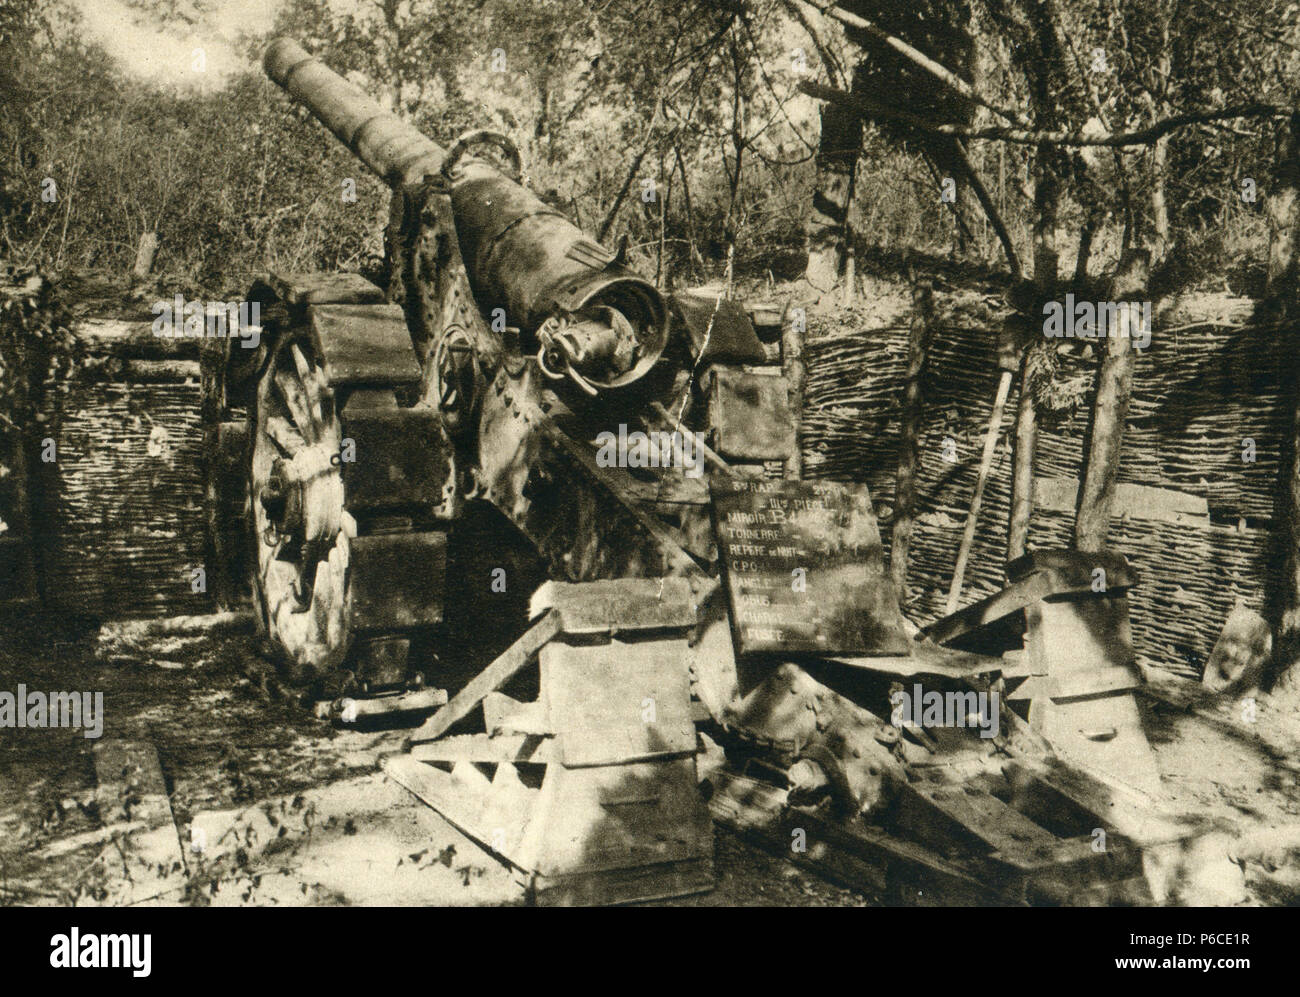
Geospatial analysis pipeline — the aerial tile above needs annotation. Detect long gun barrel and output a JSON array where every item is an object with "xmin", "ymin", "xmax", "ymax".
[{"xmin": 263, "ymin": 38, "xmax": 667, "ymax": 390}]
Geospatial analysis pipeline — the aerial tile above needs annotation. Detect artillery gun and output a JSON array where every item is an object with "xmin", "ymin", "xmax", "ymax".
[
  {"xmin": 216, "ymin": 40, "xmax": 1199, "ymax": 906},
  {"xmin": 226, "ymin": 38, "xmax": 708, "ymax": 696}
]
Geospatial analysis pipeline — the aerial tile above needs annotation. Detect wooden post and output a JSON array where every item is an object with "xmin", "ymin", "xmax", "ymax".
[
  {"xmin": 1074, "ymin": 250, "xmax": 1149, "ymax": 552},
  {"xmin": 1009, "ymin": 142, "xmax": 1061, "ymax": 566},
  {"xmin": 890, "ymin": 278, "xmax": 934, "ymax": 602},
  {"xmin": 841, "ymin": 242, "xmax": 856, "ymax": 308},
  {"xmin": 945, "ymin": 369, "xmax": 1013, "ymax": 614},
  {"xmin": 1007, "ymin": 353, "xmax": 1037, "ymax": 561},
  {"xmin": 1266, "ymin": 113, "xmax": 1300, "ymax": 295},
  {"xmin": 200, "ymin": 335, "xmax": 231, "ymax": 608},
  {"xmin": 131, "ymin": 232, "xmax": 158, "ymax": 282},
  {"xmin": 1266, "ymin": 113, "xmax": 1300, "ymax": 687},
  {"xmin": 781, "ymin": 300, "xmax": 806, "ymax": 481}
]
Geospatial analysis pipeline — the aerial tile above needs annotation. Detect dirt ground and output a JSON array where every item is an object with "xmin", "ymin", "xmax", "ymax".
[
  {"xmin": 3, "ymin": 608, "xmax": 1299, "ymax": 907},
  {"xmin": 0, "ymin": 612, "xmax": 870, "ymax": 907}
]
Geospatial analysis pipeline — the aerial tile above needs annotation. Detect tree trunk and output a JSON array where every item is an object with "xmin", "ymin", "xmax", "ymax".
[
  {"xmin": 804, "ymin": 66, "xmax": 863, "ymax": 290},
  {"xmin": 1007, "ymin": 150, "xmax": 1060, "ymax": 563},
  {"xmin": 1266, "ymin": 114, "xmax": 1300, "ymax": 688},
  {"xmin": 890, "ymin": 278, "xmax": 934, "ymax": 602},
  {"xmin": 1267, "ymin": 113, "xmax": 1300, "ymax": 294},
  {"xmin": 1074, "ymin": 250, "xmax": 1149, "ymax": 552}
]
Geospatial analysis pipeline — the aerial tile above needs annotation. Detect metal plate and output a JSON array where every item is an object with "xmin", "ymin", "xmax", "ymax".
[
  {"xmin": 707, "ymin": 366, "xmax": 795, "ymax": 460},
  {"xmin": 308, "ymin": 304, "xmax": 422, "ymax": 386},
  {"xmin": 349, "ymin": 531, "xmax": 446, "ymax": 631},
  {"xmin": 339, "ymin": 393, "xmax": 454, "ymax": 512},
  {"xmin": 671, "ymin": 292, "xmax": 767, "ymax": 365}
]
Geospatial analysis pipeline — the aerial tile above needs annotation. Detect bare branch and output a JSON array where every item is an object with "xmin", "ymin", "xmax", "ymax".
[
  {"xmin": 798, "ymin": 0, "xmax": 1030, "ymax": 127},
  {"xmin": 799, "ymin": 80, "xmax": 1291, "ymax": 148}
]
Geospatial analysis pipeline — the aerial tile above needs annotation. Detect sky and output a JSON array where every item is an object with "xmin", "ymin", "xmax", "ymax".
[{"xmin": 69, "ymin": 0, "xmax": 283, "ymax": 90}]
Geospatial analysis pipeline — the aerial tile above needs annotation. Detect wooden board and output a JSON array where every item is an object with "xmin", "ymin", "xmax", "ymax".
[
  {"xmin": 540, "ymin": 638, "xmax": 696, "ymax": 767},
  {"xmin": 1032, "ymin": 477, "xmax": 1210, "ymax": 527},
  {"xmin": 309, "ymin": 303, "xmax": 422, "ymax": 386},
  {"xmin": 408, "ymin": 733, "xmax": 554, "ymax": 764},
  {"xmin": 892, "ymin": 781, "xmax": 1138, "ymax": 893},
  {"xmin": 527, "ymin": 759, "xmax": 713, "ymax": 879},
  {"xmin": 1024, "ymin": 595, "xmax": 1140, "ymax": 698},
  {"xmin": 91, "ymin": 740, "xmax": 187, "ymax": 905},
  {"xmin": 383, "ymin": 755, "xmax": 535, "ymax": 870},
  {"xmin": 271, "ymin": 271, "xmax": 386, "ymax": 307},
  {"xmin": 707, "ymin": 366, "xmax": 796, "ymax": 460},
  {"xmin": 707, "ymin": 768, "xmax": 999, "ymax": 906},
  {"xmin": 710, "ymin": 477, "xmax": 910, "ymax": 656},
  {"xmin": 409, "ymin": 610, "xmax": 561, "ymax": 743},
  {"xmin": 1037, "ymin": 694, "xmax": 1164, "ymax": 799},
  {"xmin": 529, "ymin": 577, "xmax": 700, "ymax": 635}
]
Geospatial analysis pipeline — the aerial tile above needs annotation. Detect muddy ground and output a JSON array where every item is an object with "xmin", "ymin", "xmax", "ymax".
[{"xmin": 3, "ymin": 606, "xmax": 1300, "ymax": 906}]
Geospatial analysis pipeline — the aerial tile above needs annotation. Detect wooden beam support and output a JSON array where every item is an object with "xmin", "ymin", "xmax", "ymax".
[{"xmin": 408, "ymin": 610, "xmax": 561, "ymax": 744}]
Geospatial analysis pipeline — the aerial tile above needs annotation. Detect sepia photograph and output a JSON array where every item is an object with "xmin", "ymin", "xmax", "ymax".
[{"xmin": 0, "ymin": 0, "xmax": 1293, "ymax": 951}]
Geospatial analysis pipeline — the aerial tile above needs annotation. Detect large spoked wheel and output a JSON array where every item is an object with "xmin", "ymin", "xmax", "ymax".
[{"xmin": 250, "ymin": 336, "xmax": 353, "ymax": 680}]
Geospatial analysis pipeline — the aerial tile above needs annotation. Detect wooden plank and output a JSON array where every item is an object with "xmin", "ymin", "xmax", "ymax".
[
  {"xmin": 271, "ymin": 271, "xmax": 386, "ymax": 307},
  {"xmin": 528, "ymin": 759, "xmax": 712, "ymax": 878},
  {"xmin": 482, "ymin": 691, "xmax": 548, "ymax": 734},
  {"xmin": 891, "ymin": 778, "xmax": 1148, "ymax": 904},
  {"xmin": 1005, "ymin": 548, "xmax": 1136, "ymax": 588},
  {"xmin": 707, "ymin": 768, "xmax": 1000, "ymax": 906},
  {"xmin": 945, "ymin": 369, "xmax": 1014, "ymax": 615},
  {"xmin": 1050, "ymin": 664, "xmax": 1142, "ymax": 701},
  {"xmin": 93, "ymin": 740, "xmax": 172, "ymax": 828},
  {"xmin": 830, "ymin": 640, "xmax": 1002, "ymax": 680},
  {"xmin": 91, "ymin": 740, "xmax": 187, "ymax": 905},
  {"xmin": 330, "ymin": 687, "xmax": 447, "ymax": 722},
  {"xmin": 383, "ymin": 755, "xmax": 535, "ymax": 871},
  {"xmin": 532, "ymin": 857, "xmax": 713, "ymax": 907},
  {"xmin": 528, "ymin": 577, "xmax": 698, "ymax": 635},
  {"xmin": 1001, "ymin": 757, "xmax": 1192, "ymax": 846},
  {"xmin": 1038, "ymin": 694, "xmax": 1163, "ymax": 798},
  {"xmin": 558, "ymin": 727, "xmax": 696, "ymax": 768},
  {"xmin": 894, "ymin": 781, "xmax": 1112, "ymax": 877},
  {"xmin": 708, "ymin": 366, "xmax": 795, "ymax": 460},
  {"xmin": 74, "ymin": 317, "xmax": 200, "ymax": 358},
  {"xmin": 923, "ymin": 563, "xmax": 1132, "ymax": 648},
  {"xmin": 1027, "ymin": 596, "xmax": 1138, "ymax": 692},
  {"xmin": 540, "ymin": 638, "xmax": 696, "ymax": 766},
  {"xmin": 309, "ymin": 303, "xmax": 422, "ymax": 386},
  {"xmin": 408, "ymin": 733, "xmax": 554, "ymax": 764},
  {"xmin": 1033, "ymin": 476, "xmax": 1210, "ymax": 526},
  {"xmin": 619, "ymin": 475, "xmax": 710, "ymax": 505},
  {"xmin": 409, "ymin": 610, "xmax": 561, "ymax": 743}
]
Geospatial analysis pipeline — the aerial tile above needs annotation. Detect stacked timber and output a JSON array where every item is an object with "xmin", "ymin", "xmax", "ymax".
[
  {"xmin": 34, "ymin": 314, "xmax": 212, "ymax": 619},
  {"xmin": 801, "ymin": 289, "xmax": 1279, "ymax": 678}
]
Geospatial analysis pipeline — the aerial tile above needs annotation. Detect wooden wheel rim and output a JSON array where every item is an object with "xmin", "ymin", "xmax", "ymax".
[{"xmin": 250, "ymin": 337, "xmax": 353, "ymax": 675}]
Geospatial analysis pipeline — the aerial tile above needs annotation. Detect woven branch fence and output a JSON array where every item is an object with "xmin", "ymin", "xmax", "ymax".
[
  {"xmin": 801, "ymin": 290, "xmax": 1281, "ymax": 678},
  {"xmin": 32, "ymin": 319, "xmax": 210, "ymax": 620}
]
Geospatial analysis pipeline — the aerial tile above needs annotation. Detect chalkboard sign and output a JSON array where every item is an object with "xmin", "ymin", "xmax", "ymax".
[{"xmin": 710, "ymin": 477, "xmax": 911, "ymax": 656}]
